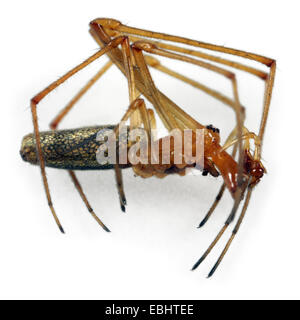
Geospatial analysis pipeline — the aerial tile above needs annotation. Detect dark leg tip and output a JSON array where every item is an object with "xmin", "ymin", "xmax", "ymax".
[
  {"xmin": 103, "ymin": 225, "xmax": 111, "ymax": 233},
  {"xmin": 207, "ymin": 269, "xmax": 216, "ymax": 278},
  {"xmin": 207, "ymin": 262, "xmax": 219, "ymax": 278},
  {"xmin": 191, "ymin": 258, "xmax": 203, "ymax": 271},
  {"xmin": 191, "ymin": 265, "xmax": 197, "ymax": 272},
  {"xmin": 121, "ymin": 204, "xmax": 126, "ymax": 213},
  {"xmin": 198, "ymin": 217, "xmax": 208, "ymax": 228},
  {"xmin": 59, "ymin": 226, "xmax": 65, "ymax": 234}
]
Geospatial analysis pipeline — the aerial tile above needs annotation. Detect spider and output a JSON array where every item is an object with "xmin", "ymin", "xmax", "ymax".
[{"xmin": 20, "ymin": 18, "xmax": 276, "ymax": 277}]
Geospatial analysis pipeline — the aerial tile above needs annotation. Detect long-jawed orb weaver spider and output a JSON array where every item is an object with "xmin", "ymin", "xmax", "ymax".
[{"xmin": 20, "ymin": 18, "xmax": 276, "ymax": 277}]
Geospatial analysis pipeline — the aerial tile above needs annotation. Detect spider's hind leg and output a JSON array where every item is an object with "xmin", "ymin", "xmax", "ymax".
[
  {"xmin": 47, "ymin": 62, "xmax": 114, "ymax": 230},
  {"xmin": 31, "ymin": 36, "xmax": 126, "ymax": 232}
]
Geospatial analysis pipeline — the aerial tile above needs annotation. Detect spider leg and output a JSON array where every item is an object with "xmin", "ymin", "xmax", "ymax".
[
  {"xmin": 113, "ymin": 36, "xmax": 148, "ymax": 212},
  {"xmin": 191, "ymin": 178, "xmax": 249, "ymax": 272},
  {"xmin": 193, "ymin": 127, "xmax": 259, "ymax": 271},
  {"xmin": 31, "ymin": 36, "xmax": 126, "ymax": 233},
  {"xmin": 147, "ymin": 108, "xmax": 157, "ymax": 134},
  {"xmin": 140, "ymin": 38, "xmax": 276, "ymax": 156},
  {"xmin": 114, "ymin": 98, "xmax": 153, "ymax": 164},
  {"xmin": 90, "ymin": 24, "xmax": 202, "ymax": 131},
  {"xmin": 47, "ymin": 61, "xmax": 113, "ymax": 231},
  {"xmin": 113, "ymin": 36, "xmax": 153, "ymax": 211},
  {"xmin": 207, "ymin": 187, "xmax": 253, "ymax": 277},
  {"xmin": 68, "ymin": 171, "xmax": 110, "ymax": 232},
  {"xmin": 96, "ymin": 30, "xmax": 243, "ymax": 116},
  {"xmin": 199, "ymin": 127, "xmax": 241, "ymax": 227},
  {"xmin": 145, "ymin": 56, "xmax": 238, "ymax": 112},
  {"xmin": 50, "ymin": 60, "xmax": 113, "ymax": 130},
  {"xmin": 193, "ymin": 122, "xmax": 262, "ymax": 271},
  {"xmin": 92, "ymin": 18, "xmax": 276, "ymax": 152},
  {"xmin": 126, "ymin": 35, "xmax": 268, "ymax": 80},
  {"xmin": 131, "ymin": 44, "xmax": 185, "ymax": 131},
  {"xmin": 198, "ymin": 184, "xmax": 226, "ymax": 228}
]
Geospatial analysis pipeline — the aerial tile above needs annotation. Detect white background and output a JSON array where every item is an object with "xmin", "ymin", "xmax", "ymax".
[{"xmin": 1, "ymin": 1, "xmax": 298, "ymax": 299}]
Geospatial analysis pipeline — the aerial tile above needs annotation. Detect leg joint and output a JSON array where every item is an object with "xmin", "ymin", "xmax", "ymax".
[{"xmin": 90, "ymin": 18, "xmax": 122, "ymax": 30}]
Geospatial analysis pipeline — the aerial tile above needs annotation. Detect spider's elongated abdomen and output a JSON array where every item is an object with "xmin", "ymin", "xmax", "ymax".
[{"xmin": 20, "ymin": 126, "xmax": 131, "ymax": 170}]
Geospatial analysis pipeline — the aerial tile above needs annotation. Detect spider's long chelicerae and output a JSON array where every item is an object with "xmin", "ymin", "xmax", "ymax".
[{"xmin": 20, "ymin": 19, "xmax": 276, "ymax": 277}]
